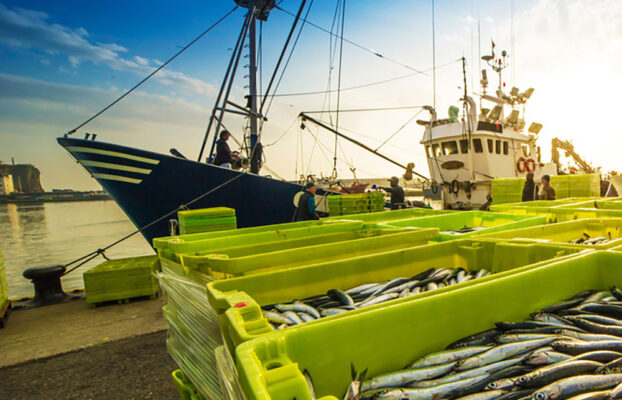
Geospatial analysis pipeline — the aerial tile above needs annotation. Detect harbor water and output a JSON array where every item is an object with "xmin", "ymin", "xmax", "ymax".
[{"xmin": 0, "ymin": 200, "xmax": 154, "ymax": 298}]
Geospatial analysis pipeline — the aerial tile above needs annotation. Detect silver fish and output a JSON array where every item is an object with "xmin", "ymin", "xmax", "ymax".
[
  {"xmin": 525, "ymin": 351, "xmax": 572, "ymax": 366},
  {"xmin": 298, "ymin": 312, "xmax": 315, "ymax": 322},
  {"xmin": 531, "ymin": 374, "xmax": 622, "ymax": 400},
  {"xmin": 264, "ymin": 310, "xmax": 293, "ymax": 325},
  {"xmin": 275, "ymin": 302, "xmax": 321, "ymax": 319},
  {"xmin": 357, "ymin": 292, "xmax": 399, "ymax": 308},
  {"xmin": 375, "ymin": 374, "xmax": 490, "ymax": 400},
  {"xmin": 345, "ymin": 283, "xmax": 379, "ymax": 295},
  {"xmin": 563, "ymin": 391, "xmax": 610, "ymax": 400},
  {"xmin": 320, "ymin": 308, "xmax": 348, "ymax": 317},
  {"xmin": 609, "ymin": 382, "xmax": 622, "ymax": 400},
  {"xmin": 486, "ymin": 377, "xmax": 519, "ymax": 391},
  {"xmin": 408, "ymin": 345, "xmax": 492, "ymax": 368},
  {"xmin": 557, "ymin": 330, "xmax": 622, "ymax": 343},
  {"xmin": 515, "ymin": 360, "xmax": 603, "ymax": 388},
  {"xmin": 426, "ymin": 282, "xmax": 438, "ymax": 291},
  {"xmin": 283, "ymin": 310, "xmax": 303, "ymax": 325},
  {"xmin": 496, "ymin": 334, "xmax": 560, "ymax": 344},
  {"xmin": 361, "ymin": 362, "xmax": 457, "ymax": 392},
  {"xmin": 455, "ymin": 390, "xmax": 509, "ymax": 400},
  {"xmin": 552, "ymin": 340, "xmax": 622, "ymax": 355},
  {"xmin": 458, "ymin": 337, "xmax": 556, "ymax": 370}
]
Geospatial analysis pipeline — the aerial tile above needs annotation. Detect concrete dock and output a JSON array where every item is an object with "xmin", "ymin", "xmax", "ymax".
[{"xmin": 0, "ymin": 297, "xmax": 179, "ymax": 399}]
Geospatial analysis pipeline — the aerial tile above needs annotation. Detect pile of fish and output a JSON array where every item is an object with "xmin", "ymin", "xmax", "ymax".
[
  {"xmin": 344, "ymin": 287, "xmax": 622, "ymax": 400},
  {"xmin": 443, "ymin": 226, "xmax": 487, "ymax": 235},
  {"xmin": 570, "ymin": 232, "xmax": 612, "ymax": 245},
  {"xmin": 261, "ymin": 267, "xmax": 492, "ymax": 329}
]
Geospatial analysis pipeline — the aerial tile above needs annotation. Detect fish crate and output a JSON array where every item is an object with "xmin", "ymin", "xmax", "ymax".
[
  {"xmin": 178, "ymin": 207, "xmax": 237, "ymax": 235},
  {"xmin": 234, "ymin": 250, "xmax": 622, "ymax": 400},
  {"xmin": 206, "ymin": 238, "xmax": 586, "ymax": 355},
  {"xmin": 171, "ymin": 369, "xmax": 205, "ymax": 400},
  {"xmin": 379, "ymin": 211, "xmax": 547, "ymax": 241},
  {"xmin": 478, "ymin": 218, "xmax": 622, "ymax": 249},
  {"xmin": 83, "ymin": 255, "xmax": 160, "ymax": 305},
  {"xmin": 182, "ymin": 228, "xmax": 439, "ymax": 277},
  {"xmin": 154, "ymin": 221, "xmax": 361, "ymax": 261},
  {"xmin": 154, "ymin": 220, "xmax": 330, "ymax": 252},
  {"xmin": 490, "ymin": 198, "xmax": 600, "ymax": 212},
  {"xmin": 159, "ymin": 259, "xmax": 225, "ymax": 400},
  {"xmin": 498, "ymin": 206, "xmax": 622, "ymax": 223},
  {"xmin": 594, "ymin": 199, "xmax": 622, "ymax": 210},
  {"xmin": 325, "ymin": 207, "xmax": 454, "ymax": 223}
]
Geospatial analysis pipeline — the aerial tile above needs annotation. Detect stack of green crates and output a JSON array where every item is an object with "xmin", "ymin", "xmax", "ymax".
[
  {"xmin": 327, "ymin": 192, "xmax": 386, "ymax": 216},
  {"xmin": 178, "ymin": 207, "xmax": 237, "ymax": 235},
  {"xmin": 491, "ymin": 178, "xmax": 524, "ymax": 204},
  {"xmin": 0, "ymin": 247, "xmax": 7, "ymax": 317},
  {"xmin": 83, "ymin": 255, "xmax": 160, "ymax": 305}
]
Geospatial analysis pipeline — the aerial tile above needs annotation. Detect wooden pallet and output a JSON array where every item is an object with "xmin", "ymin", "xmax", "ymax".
[{"xmin": 0, "ymin": 300, "xmax": 10, "ymax": 329}]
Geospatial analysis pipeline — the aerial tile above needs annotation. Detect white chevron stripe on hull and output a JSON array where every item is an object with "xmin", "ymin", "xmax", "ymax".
[
  {"xmin": 92, "ymin": 173, "xmax": 143, "ymax": 184},
  {"xmin": 79, "ymin": 160, "xmax": 152, "ymax": 174},
  {"xmin": 65, "ymin": 146, "xmax": 160, "ymax": 165}
]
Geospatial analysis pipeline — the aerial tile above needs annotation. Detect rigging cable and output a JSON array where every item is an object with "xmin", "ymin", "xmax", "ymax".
[
  {"xmin": 64, "ymin": 6, "xmax": 239, "ymax": 136},
  {"xmin": 275, "ymin": 5, "xmax": 428, "ymax": 76},
  {"xmin": 259, "ymin": 0, "xmax": 308, "ymax": 116},
  {"xmin": 333, "ymin": 0, "xmax": 346, "ymax": 178},
  {"xmin": 63, "ymin": 172, "xmax": 245, "ymax": 275},
  {"xmin": 375, "ymin": 109, "xmax": 424, "ymax": 152},
  {"xmin": 261, "ymin": 0, "xmax": 314, "ymax": 119}
]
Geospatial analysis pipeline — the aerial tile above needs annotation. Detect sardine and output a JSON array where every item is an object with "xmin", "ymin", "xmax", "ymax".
[
  {"xmin": 360, "ymin": 362, "xmax": 457, "ymax": 392},
  {"xmin": 563, "ymin": 391, "xmax": 610, "ymax": 400},
  {"xmin": 283, "ymin": 310, "xmax": 303, "ymax": 325},
  {"xmin": 595, "ymin": 357, "xmax": 622, "ymax": 374},
  {"xmin": 357, "ymin": 292, "xmax": 399, "ymax": 308},
  {"xmin": 457, "ymin": 338, "xmax": 556, "ymax": 370},
  {"xmin": 569, "ymin": 351, "xmax": 622, "ymax": 363},
  {"xmin": 552, "ymin": 340, "xmax": 622, "ymax": 355},
  {"xmin": 496, "ymin": 334, "xmax": 560, "ymax": 344},
  {"xmin": 375, "ymin": 374, "xmax": 490, "ymax": 400},
  {"xmin": 447, "ymin": 329, "xmax": 503, "ymax": 349},
  {"xmin": 556, "ymin": 330, "xmax": 622, "ymax": 342},
  {"xmin": 275, "ymin": 302, "xmax": 321, "ymax": 319},
  {"xmin": 408, "ymin": 345, "xmax": 492, "ymax": 368},
  {"xmin": 454, "ymin": 390, "xmax": 509, "ymax": 400},
  {"xmin": 524, "ymin": 351, "xmax": 572, "ymax": 366},
  {"xmin": 515, "ymin": 360, "xmax": 603, "ymax": 388},
  {"xmin": 327, "ymin": 289, "xmax": 354, "ymax": 306},
  {"xmin": 568, "ymin": 318, "xmax": 622, "ymax": 336},
  {"xmin": 320, "ymin": 308, "xmax": 347, "ymax": 317},
  {"xmin": 531, "ymin": 374, "xmax": 622, "ymax": 400},
  {"xmin": 263, "ymin": 310, "xmax": 293, "ymax": 325}
]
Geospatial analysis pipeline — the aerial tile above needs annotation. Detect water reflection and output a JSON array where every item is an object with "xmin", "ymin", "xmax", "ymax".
[{"xmin": 0, "ymin": 201, "xmax": 154, "ymax": 298}]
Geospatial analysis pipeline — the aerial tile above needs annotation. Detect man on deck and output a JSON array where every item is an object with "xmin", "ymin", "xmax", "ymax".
[
  {"xmin": 382, "ymin": 176, "xmax": 405, "ymax": 210},
  {"xmin": 522, "ymin": 172, "xmax": 536, "ymax": 201},
  {"xmin": 538, "ymin": 174, "xmax": 556, "ymax": 200},
  {"xmin": 214, "ymin": 130, "xmax": 240, "ymax": 168},
  {"xmin": 296, "ymin": 182, "xmax": 320, "ymax": 221}
]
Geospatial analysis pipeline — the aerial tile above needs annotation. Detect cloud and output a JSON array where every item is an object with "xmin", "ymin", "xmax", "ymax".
[{"xmin": 0, "ymin": 3, "xmax": 216, "ymax": 96}]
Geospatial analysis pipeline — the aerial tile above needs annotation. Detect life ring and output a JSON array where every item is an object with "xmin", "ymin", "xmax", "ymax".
[
  {"xmin": 451, "ymin": 179, "xmax": 460, "ymax": 195},
  {"xmin": 431, "ymin": 181, "xmax": 439, "ymax": 194},
  {"xmin": 516, "ymin": 157, "xmax": 526, "ymax": 173},
  {"xmin": 525, "ymin": 158, "xmax": 536, "ymax": 173}
]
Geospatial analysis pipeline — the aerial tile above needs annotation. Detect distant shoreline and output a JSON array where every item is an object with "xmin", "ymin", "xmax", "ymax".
[{"xmin": 0, "ymin": 191, "xmax": 112, "ymax": 204}]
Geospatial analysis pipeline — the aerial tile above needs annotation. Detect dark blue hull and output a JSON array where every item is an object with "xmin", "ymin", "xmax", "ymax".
[{"xmin": 57, "ymin": 137, "xmax": 310, "ymax": 244}]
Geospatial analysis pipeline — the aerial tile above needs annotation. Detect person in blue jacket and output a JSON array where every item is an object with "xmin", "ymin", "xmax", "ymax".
[{"xmin": 296, "ymin": 182, "xmax": 320, "ymax": 221}]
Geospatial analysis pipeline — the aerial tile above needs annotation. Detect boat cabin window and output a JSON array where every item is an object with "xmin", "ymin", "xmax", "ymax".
[
  {"xmin": 459, "ymin": 139, "xmax": 468, "ymax": 154},
  {"xmin": 503, "ymin": 141, "xmax": 509, "ymax": 155},
  {"xmin": 432, "ymin": 143, "xmax": 442, "ymax": 157},
  {"xmin": 487, "ymin": 139, "xmax": 494, "ymax": 153},
  {"xmin": 522, "ymin": 144, "xmax": 531, "ymax": 157},
  {"xmin": 495, "ymin": 140, "xmax": 501, "ymax": 154},
  {"xmin": 442, "ymin": 141, "xmax": 459, "ymax": 155},
  {"xmin": 472, "ymin": 138, "xmax": 483, "ymax": 153},
  {"xmin": 426, "ymin": 145, "xmax": 432, "ymax": 158}
]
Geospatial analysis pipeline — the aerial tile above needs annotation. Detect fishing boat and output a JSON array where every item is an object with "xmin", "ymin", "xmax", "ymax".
[
  {"xmin": 58, "ymin": 1, "xmax": 330, "ymax": 243},
  {"xmin": 419, "ymin": 50, "xmax": 557, "ymax": 209},
  {"xmin": 57, "ymin": 0, "xmax": 587, "ymax": 243}
]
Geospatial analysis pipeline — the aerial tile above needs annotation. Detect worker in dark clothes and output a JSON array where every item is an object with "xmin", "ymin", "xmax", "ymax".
[
  {"xmin": 382, "ymin": 176, "xmax": 405, "ymax": 210},
  {"xmin": 538, "ymin": 174, "xmax": 556, "ymax": 200},
  {"xmin": 214, "ymin": 130, "xmax": 240, "ymax": 168},
  {"xmin": 522, "ymin": 172, "xmax": 536, "ymax": 201},
  {"xmin": 296, "ymin": 182, "xmax": 320, "ymax": 221}
]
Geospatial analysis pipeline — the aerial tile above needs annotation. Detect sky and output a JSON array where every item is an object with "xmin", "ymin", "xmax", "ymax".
[{"xmin": 0, "ymin": 0, "xmax": 620, "ymax": 190}]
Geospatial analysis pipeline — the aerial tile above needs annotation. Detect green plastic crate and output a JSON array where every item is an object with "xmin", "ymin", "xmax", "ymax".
[
  {"xmin": 379, "ymin": 211, "xmax": 547, "ymax": 240},
  {"xmin": 478, "ymin": 218, "xmax": 622, "ymax": 249},
  {"xmin": 235, "ymin": 250, "xmax": 622, "ymax": 400},
  {"xmin": 171, "ymin": 369, "xmax": 205, "ymax": 400},
  {"xmin": 595, "ymin": 199, "xmax": 622, "ymax": 209},
  {"xmin": 83, "ymin": 255, "xmax": 159, "ymax": 304},
  {"xmin": 153, "ymin": 220, "xmax": 330, "ymax": 251},
  {"xmin": 325, "ymin": 208, "xmax": 454, "ymax": 223},
  {"xmin": 183, "ymin": 228, "xmax": 438, "ymax": 277},
  {"xmin": 494, "ymin": 206, "xmax": 622, "ymax": 223},
  {"xmin": 157, "ymin": 221, "xmax": 363, "ymax": 258},
  {"xmin": 207, "ymin": 238, "xmax": 585, "ymax": 354}
]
